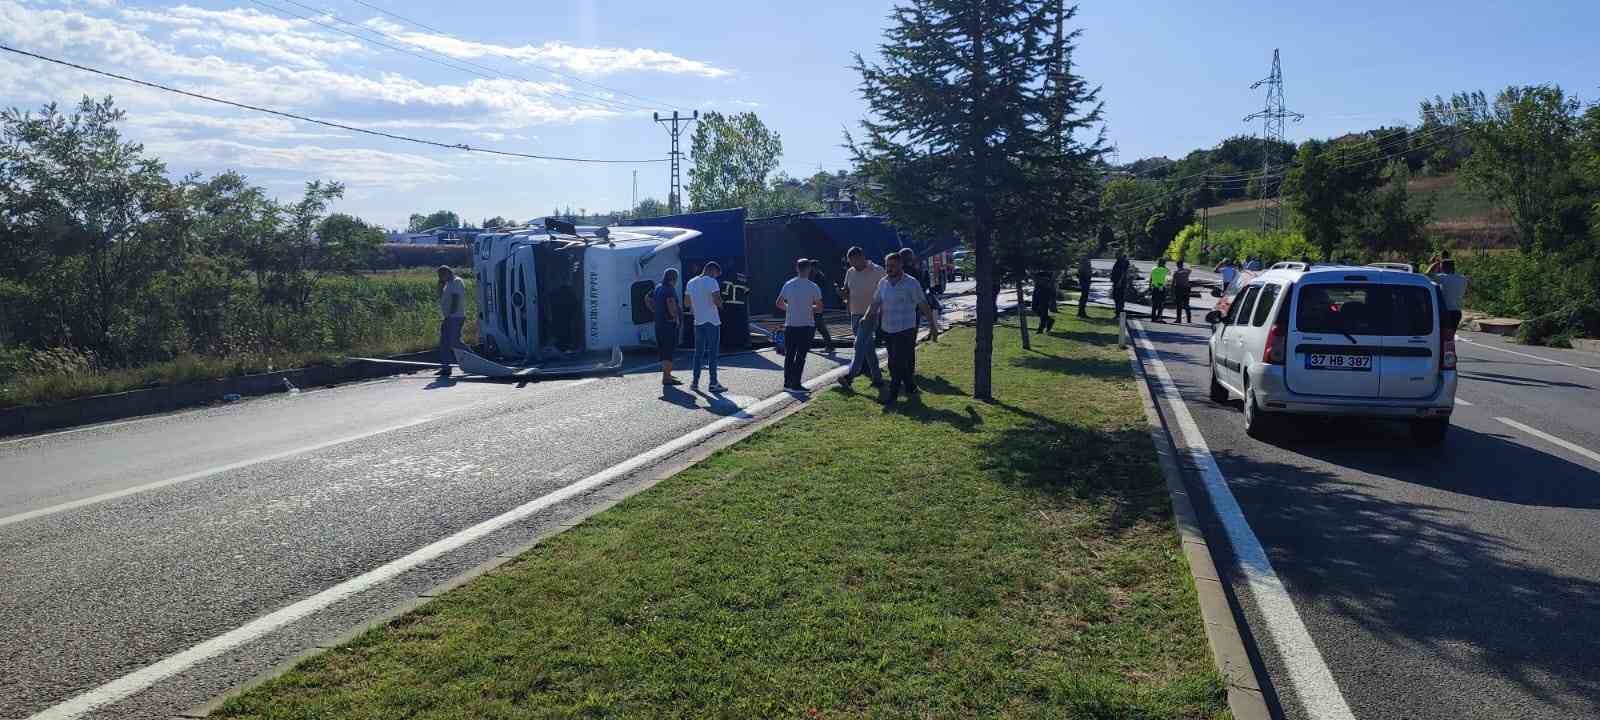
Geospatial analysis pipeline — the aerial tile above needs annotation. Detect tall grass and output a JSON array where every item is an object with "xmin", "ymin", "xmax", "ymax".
[{"xmin": 0, "ymin": 271, "xmax": 477, "ymax": 408}]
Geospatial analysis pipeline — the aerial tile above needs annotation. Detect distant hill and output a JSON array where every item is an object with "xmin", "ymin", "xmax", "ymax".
[{"xmin": 1200, "ymin": 173, "xmax": 1515, "ymax": 248}]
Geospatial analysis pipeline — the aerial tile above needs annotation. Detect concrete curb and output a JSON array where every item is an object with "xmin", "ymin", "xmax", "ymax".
[
  {"xmin": 184, "ymin": 357, "xmax": 862, "ymax": 718},
  {"xmin": 0, "ymin": 351, "xmax": 440, "ymax": 439},
  {"xmin": 1571, "ymin": 337, "xmax": 1600, "ymax": 355},
  {"xmin": 1125, "ymin": 325, "xmax": 1275, "ymax": 720}
]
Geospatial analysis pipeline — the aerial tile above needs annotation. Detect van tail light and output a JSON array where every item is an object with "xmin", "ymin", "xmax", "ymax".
[
  {"xmin": 1441, "ymin": 338, "xmax": 1457, "ymax": 371},
  {"xmin": 1264, "ymin": 287, "xmax": 1291, "ymax": 365},
  {"xmin": 1264, "ymin": 323, "xmax": 1286, "ymax": 364}
]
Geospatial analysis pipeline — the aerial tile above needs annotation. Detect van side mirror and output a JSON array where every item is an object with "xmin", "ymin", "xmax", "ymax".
[{"xmin": 1205, "ymin": 310, "xmax": 1223, "ymax": 325}]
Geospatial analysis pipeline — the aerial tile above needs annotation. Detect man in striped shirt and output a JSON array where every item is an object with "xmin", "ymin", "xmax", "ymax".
[{"xmin": 866, "ymin": 252, "xmax": 939, "ymax": 406}]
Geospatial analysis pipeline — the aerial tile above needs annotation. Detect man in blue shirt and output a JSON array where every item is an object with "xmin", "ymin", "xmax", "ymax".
[{"xmin": 644, "ymin": 268, "xmax": 681, "ymax": 386}]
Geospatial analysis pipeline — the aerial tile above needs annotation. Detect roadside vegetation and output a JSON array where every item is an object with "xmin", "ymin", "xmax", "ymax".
[
  {"xmin": 1118, "ymin": 86, "xmax": 1599, "ymax": 346},
  {"xmin": 214, "ymin": 314, "xmax": 1227, "ymax": 720},
  {"xmin": 0, "ymin": 98, "xmax": 479, "ymax": 408}
]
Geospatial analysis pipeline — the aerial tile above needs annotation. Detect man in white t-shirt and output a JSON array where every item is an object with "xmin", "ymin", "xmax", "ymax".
[
  {"xmin": 436, "ymin": 265, "xmax": 467, "ymax": 378},
  {"xmin": 684, "ymin": 261, "xmax": 726, "ymax": 392},
  {"xmin": 775, "ymin": 258, "xmax": 824, "ymax": 392},
  {"xmin": 838, "ymin": 246, "xmax": 886, "ymax": 388}
]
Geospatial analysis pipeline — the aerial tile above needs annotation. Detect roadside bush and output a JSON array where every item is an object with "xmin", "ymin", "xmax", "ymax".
[{"xmin": 1455, "ymin": 251, "xmax": 1520, "ymax": 315}]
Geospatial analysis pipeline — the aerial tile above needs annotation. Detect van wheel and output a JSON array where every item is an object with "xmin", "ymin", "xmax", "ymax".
[
  {"xmin": 1411, "ymin": 418, "xmax": 1449, "ymax": 447},
  {"xmin": 1243, "ymin": 379, "xmax": 1273, "ymax": 440},
  {"xmin": 1208, "ymin": 363, "xmax": 1230, "ymax": 403}
]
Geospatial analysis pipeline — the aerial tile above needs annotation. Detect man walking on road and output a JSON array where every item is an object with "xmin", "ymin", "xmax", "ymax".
[
  {"xmin": 838, "ymin": 247, "xmax": 885, "ymax": 389},
  {"xmin": 435, "ymin": 266, "xmax": 467, "ymax": 378},
  {"xmin": 810, "ymin": 264, "xmax": 836, "ymax": 354},
  {"xmin": 1077, "ymin": 256, "xmax": 1093, "ymax": 318},
  {"xmin": 1110, "ymin": 252, "xmax": 1130, "ymax": 317},
  {"xmin": 1148, "ymin": 258, "xmax": 1170, "ymax": 323},
  {"xmin": 868, "ymin": 252, "xmax": 939, "ymax": 406},
  {"xmin": 684, "ymin": 261, "xmax": 726, "ymax": 393},
  {"xmin": 776, "ymin": 258, "xmax": 824, "ymax": 392},
  {"xmin": 1171, "ymin": 260, "xmax": 1194, "ymax": 324},
  {"xmin": 644, "ymin": 268, "xmax": 682, "ymax": 386}
]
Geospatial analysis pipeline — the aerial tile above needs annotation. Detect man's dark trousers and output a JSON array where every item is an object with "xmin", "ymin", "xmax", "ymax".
[
  {"xmin": 882, "ymin": 329, "xmax": 917, "ymax": 401},
  {"xmin": 783, "ymin": 325, "xmax": 815, "ymax": 388},
  {"xmin": 1078, "ymin": 277, "xmax": 1091, "ymax": 317},
  {"xmin": 1150, "ymin": 286, "xmax": 1166, "ymax": 321}
]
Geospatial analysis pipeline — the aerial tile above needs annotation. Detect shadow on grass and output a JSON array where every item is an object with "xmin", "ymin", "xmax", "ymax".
[
  {"xmin": 1009, "ymin": 354, "xmax": 1130, "ymax": 380},
  {"xmin": 978, "ymin": 420, "xmax": 1167, "ymax": 536},
  {"xmin": 883, "ymin": 394, "xmax": 985, "ymax": 433}
]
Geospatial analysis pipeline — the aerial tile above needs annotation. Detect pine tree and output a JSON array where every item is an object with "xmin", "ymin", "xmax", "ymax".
[{"xmin": 851, "ymin": 0, "xmax": 1104, "ymax": 399}]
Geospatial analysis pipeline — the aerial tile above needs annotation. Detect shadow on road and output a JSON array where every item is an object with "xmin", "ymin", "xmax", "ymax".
[
  {"xmin": 1457, "ymin": 370, "xmax": 1594, "ymax": 391},
  {"xmin": 1207, "ymin": 447, "xmax": 1600, "ymax": 707}
]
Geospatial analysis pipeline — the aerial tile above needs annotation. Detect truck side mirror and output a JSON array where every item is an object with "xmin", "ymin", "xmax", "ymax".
[{"xmin": 1206, "ymin": 310, "xmax": 1224, "ymax": 325}]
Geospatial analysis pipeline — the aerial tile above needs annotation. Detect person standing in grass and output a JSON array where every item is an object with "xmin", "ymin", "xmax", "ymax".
[
  {"xmin": 1077, "ymin": 255, "xmax": 1093, "ymax": 318},
  {"xmin": 1148, "ymin": 258, "xmax": 1170, "ymax": 323},
  {"xmin": 1032, "ymin": 271, "xmax": 1057, "ymax": 333},
  {"xmin": 776, "ymin": 258, "xmax": 824, "ymax": 392},
  {"xmin": 435, "ymin": 265, "xmax": 467, "ymax": 378},
  {"xmin": 838, "ymin": 246, "xmax": 885, "ymax": 389},
  {"xmin": 1427, "ymin": 253, "xmax": 1468, "ymax": 332},
  {"xmin": 645, "ymin": 268, "xmax": 682, "ymax": 386},
  {"xmin": 684, "ymin": 261, "xmax": 726, "ymax": 393},
  {"xmin": 867, "ymin": 252, "xmax": 939, "ymax": 406},
  {"xmin": 1171, "ymin": 260, "xmax": 1194, "ymax": 324}
]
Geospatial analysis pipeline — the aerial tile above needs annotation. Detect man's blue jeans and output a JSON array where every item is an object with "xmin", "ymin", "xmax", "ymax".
[
  {"xmin": 692, "ymin": 322, "xmax": 720, "ymax": 386},
  {"xmin": 848, "ymin": 314, "xmax": 881, "ymax": 382}
]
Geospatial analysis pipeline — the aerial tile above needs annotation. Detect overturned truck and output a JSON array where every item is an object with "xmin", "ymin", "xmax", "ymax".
[{"xmin": 461, "ymin": 220, "xmax": 701, "ymax": 377}]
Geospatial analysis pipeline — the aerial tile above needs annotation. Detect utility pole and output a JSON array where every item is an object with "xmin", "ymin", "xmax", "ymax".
[
  {"xmin": 631, "ymin": 170, "xmax": 637, "ymax": 218},
  {"xmin": 1201, "ymin": 175, "xmax": 1210, "ymax": 250},
  {"xmin": 653, "ymin": 110, "xmax": 697, "ymax": 214},
  {"xmin": 1243, "ymin": 49, "xmax": 1303, "ymax": 236}
]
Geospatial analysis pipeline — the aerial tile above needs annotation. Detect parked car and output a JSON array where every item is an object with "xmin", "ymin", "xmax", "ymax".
[
  {"xmin": 1204, "ymin": 265, "xmax": 1457, "ymax": 446},
  {"xmin": 950, "ymin": 250, "xmax": 969, "ymax": 281}
]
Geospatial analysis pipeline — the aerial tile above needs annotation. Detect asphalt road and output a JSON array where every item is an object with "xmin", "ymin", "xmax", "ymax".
[
  {"xmin": 0, "ymin": 286, "xmax": 1001, "ymax": 720},
  {"xmin": 1125, "ymin": 286, "xmax": 1600, "ymax": 719}
]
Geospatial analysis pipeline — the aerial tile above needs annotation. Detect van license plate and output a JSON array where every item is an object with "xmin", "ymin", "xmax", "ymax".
[{"xmin": 1306, "ymin": 353, "xmax": 1372, "ymax": 371}]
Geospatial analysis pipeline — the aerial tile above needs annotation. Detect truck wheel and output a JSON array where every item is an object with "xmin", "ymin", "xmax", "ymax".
[
  {"xmin": 1208, "ymin": 362, "xmax": 1229, "ymax": 403},
  {"xmin": 1411, "ymin": 418, "xmax": 1449, "ymax": 447}
]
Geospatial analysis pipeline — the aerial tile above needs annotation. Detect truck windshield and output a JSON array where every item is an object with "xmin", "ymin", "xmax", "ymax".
[
  {"xmin": 533, "ymin": 242, "xmax": 585, "ymax": 352},
  {"xmin": 1296, "ymin": 285, "xmax": 1433, "ymax": 336}
]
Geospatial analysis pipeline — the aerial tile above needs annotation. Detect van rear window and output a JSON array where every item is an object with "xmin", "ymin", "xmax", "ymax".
[{"xmin": 1296, "ymin": 285, "xmax": 1434, "ymax": 336}]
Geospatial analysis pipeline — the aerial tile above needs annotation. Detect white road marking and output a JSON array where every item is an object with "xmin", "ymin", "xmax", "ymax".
[
  {"xmin": 1458, "ymin": 337, "xmax": 1600, "ymax": 375},
  {"xmin": 1495, "ymin": 417, "xmax": 1600, "ymax": 466},
  {"xmin": 1130, "ymin": 320, "xmax": 1355, "ymax": 720},
  {"xmin": 25, "ymin": 360, "xmax": 858, "ymax": 720},
  {"xmin": 1455, "ymin": 397, "xmax": 1474, "ymax": 406}
]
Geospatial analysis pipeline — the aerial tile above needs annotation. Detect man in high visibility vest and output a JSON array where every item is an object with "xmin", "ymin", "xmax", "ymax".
[{"xmin": 1149, "ymin": 258, "xmax": 1171, "ymax": 323}]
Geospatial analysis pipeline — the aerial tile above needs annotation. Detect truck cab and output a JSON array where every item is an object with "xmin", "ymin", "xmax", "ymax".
[{"xmin": 472, "ymin": 224, "xmax": 701, "ymax": 363}]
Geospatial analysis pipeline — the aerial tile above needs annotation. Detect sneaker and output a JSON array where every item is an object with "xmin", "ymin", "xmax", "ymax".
[
  {"xmin": 709, "ymin": 383, "xmax": 728, "ymax": 393},
  {"xmin": 836, "ymin": 375, "xmax": 852, "ymax": 389},
  {"xmin": 906, "ymin": 385, "xmax": 921, "ymax": 395}
]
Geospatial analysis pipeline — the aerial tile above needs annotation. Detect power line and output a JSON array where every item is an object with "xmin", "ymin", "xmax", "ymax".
[
  {"xmin": 335, "ymin": 0, "xmax": 690, "ymax": 112},
  {"xmin": 249, "ymin": 0, "xmax": 648, "ymax": 114},
  {"xmin": 0, "ymin": 43, "xmax": 668, "ymax": 164}
]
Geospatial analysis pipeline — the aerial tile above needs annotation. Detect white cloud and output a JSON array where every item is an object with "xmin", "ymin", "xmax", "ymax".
[
  {"xmin": 362, "ymin": 17, "xmax": 731, "ymax": 78},
  {"xmin": 170, "ymin": 27, "xmax": 364, "ymax": 69},
  {"xmin": 144, "ymin": 138, "xmax": 459, "ymax": 189}
]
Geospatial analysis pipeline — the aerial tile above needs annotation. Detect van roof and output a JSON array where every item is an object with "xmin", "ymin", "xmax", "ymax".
[{"xmin": 1253, "ymin": 264, "xmax": 1435, "ymax": 287}]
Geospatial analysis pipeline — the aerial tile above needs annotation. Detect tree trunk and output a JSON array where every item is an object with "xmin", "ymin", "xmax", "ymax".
[
  {"xmin": 968, "ymin": 0, "xmax": 995, "ymax": 402},
  {"xmin": 1017, "ymin": 280, "xmax": 1031, "ymax": 350},
  {"xmin": 973, "ymin": 215, "xmax": 996, "ymax": 401}
]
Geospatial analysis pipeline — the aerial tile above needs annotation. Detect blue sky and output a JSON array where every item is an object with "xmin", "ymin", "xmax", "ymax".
[{"xmin": 2, "ymin": 0, "xmax": 1596, "ymax": 228}]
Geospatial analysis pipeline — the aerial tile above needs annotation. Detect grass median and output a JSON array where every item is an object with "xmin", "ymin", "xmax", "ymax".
[{"xmin": 217, "ymin": 309, "xmax": 1227, "ymax": 720}]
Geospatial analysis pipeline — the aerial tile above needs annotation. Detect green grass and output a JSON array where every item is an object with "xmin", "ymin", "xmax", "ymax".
[
  {"xmin": 214, "ymin": 311, "xmax": 1228, "ymax": 720},
  {"xmin": 0, "ymin": 270, "xmax": 477, "ymax": 408}
]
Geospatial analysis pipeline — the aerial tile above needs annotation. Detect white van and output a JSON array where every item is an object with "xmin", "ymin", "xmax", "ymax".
[{"xmin": 1205, "ymin": 265, "xmax": 1457, "ymax": 446}]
